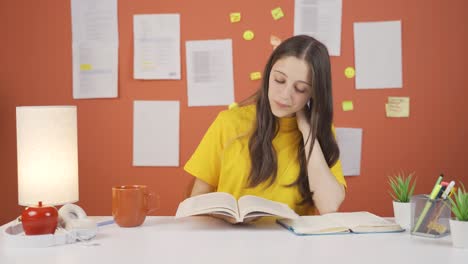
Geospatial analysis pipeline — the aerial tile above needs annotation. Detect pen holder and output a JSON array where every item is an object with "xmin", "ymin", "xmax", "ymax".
[{"xmin": 410, "ymin": 194, "xmax": 450, "ymax": 238}]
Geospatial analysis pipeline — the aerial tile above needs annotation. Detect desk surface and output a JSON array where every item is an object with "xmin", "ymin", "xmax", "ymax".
[{"xmin": 1, "ymin": 216, "xmax": 467, "ymax": 264}]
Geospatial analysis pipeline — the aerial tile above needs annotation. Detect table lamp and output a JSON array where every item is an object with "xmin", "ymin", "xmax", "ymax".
[{"xmin": 16, "ymin": 106, "xmax": 79, "ymax": 235}]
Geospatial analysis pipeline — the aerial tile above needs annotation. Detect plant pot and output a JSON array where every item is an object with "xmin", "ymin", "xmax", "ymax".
[
  {"xmin": 449, "ymin": 219, "xmax": 468, "ymax": 248},
  {"xmin": 393, "ymin": 201, "xmax": 411, "ymax": 230}
]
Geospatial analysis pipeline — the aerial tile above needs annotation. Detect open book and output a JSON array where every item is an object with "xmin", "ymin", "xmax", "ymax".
[
  {"xmin": 277, "ymin": 211, "xmax": 404, "ymax": 235},
  {"xmin": 175, "ymin": 192, "xmax": 299, "ymax": 223}
]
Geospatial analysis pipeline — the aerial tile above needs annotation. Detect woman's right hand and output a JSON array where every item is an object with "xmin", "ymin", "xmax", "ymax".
[{"xmin": 296, "ymin": 107, "xmax": 309, "ymax": 135}]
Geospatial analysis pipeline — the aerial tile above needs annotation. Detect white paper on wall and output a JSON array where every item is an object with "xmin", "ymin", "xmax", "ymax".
[
  {"xmin": 335, "ymin": 128, "xmax": 363, "ymax": 176},
  {"xmin": 72, "ymin": 43, "xmax": 118, "ymax": 99},
  {"xmin": 133, "ymin": 14, "xmax": 181, "ymax": 80},
  {"xmin": 133, "ymin": 101, "xmax": 180, "ymax": 167},
  {"xmin": 294, "ymin": 0, "xmax": 342, "ymax": 56},
  {"xmin": 71, "ymin": 0, "xmax": 119, "ymax": 99},
  {"xmin": 354, "ymin": 21, "xmax": 403, "ymax": 89},
  {"xmin": 185, "ymin": 39, "xmax": 235, "ymax": 107}
]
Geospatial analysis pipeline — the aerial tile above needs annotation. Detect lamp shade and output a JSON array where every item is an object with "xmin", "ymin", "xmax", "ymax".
[{"xmin": 16, "ymin": 106, "xmax": 79, "ymax": 206}]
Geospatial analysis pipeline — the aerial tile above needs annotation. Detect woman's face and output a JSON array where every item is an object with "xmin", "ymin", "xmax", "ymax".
[{"xmin": 268, "ymin": 56, "xmax": 313, "ymax": 118}]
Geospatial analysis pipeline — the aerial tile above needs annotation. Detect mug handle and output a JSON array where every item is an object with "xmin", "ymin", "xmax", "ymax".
[{"xmin": 145, "ymin": 192, "xmax": 160, "ymax": 215}]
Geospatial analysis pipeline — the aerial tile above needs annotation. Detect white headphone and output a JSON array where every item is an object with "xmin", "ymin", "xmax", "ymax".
[{"xmin": 58, "ymin": 203, "xmax": 88, "ymax": 230}]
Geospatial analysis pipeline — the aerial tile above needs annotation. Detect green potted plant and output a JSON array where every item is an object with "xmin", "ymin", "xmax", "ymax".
[
  {"xmin": 449, "ymin": 183, "xmax": 468, "ymax": 248},
  {"xmin": 388, "ymin": 171, "xmax": 416, "ymax": 229}
]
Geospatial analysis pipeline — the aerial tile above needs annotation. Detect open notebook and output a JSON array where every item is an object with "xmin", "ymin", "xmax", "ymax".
[{"xmin": 277, "ymin": 211, "xmax": 404, "ymax": 235}]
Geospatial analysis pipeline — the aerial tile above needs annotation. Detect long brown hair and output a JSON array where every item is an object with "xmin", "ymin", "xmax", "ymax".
[{"xmin": 241, "ymin": 35, "xmax": 339, "ymax": 206}]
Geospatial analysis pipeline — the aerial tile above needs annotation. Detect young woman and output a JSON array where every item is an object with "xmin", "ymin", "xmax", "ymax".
[{"xmin": 185, "ymin": 35, "xmax": 346, "ymax": 220}]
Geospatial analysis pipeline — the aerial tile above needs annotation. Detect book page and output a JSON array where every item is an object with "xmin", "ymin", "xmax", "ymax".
[
  {"xmin": 175, "ymin": 192, "xmax": 239, "ymax": 219},
  {"xmin": 238, "ymin": 195, "xmax": 299, "ymax": 221},
  {"xmin": 277, "ymin": 216, "xmax": 350, "ymax": 235},
  {"xmin": 328, "ymin": 212, "xmax": 402, "ymax": 232}
]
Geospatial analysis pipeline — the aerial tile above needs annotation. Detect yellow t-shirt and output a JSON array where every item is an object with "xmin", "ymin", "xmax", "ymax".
[{"xmin": 184, "ymin": 104, "xmax": 346, "ymax": 215}]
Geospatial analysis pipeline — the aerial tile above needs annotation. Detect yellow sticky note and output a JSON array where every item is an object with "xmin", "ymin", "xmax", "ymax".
[
  {"xmin": 80, "ymin": 64, "xmax": 92, "ymax": 71},
  {"xmin": 243, "ymin": 30, "xmax": 255, "ymax": 41},
  {"xmin": 230, "ymin": 12, "xmax": 241, "ymax": 23},
  {"xmin": 271, "ymin": 7, "xmax": 284, "ymax": 20},
  {"xmin": 228, "ymin": 102, "xmax": 238, "ymax": 109},
  {"xmin": 386, "ymin": 97, "xmax": 410, "ymax": 117},
  {"xmin": 342, "ymin": 101, "xmax": 354, "ymax": 111},
  {"xmin": 344, "ymin": 67, "xmax": 355, "ymax": 78},
  {"xmin": 270, "ymin": 35, "xmax": 281, "ymax": 50},
  {"xmin": 250, "ymin": 71, "xmax": 262, "ymax": 80}
]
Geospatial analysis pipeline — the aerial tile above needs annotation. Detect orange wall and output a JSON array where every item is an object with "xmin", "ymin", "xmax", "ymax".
[{"xmin": 1, "ymin": 0, "xmax": 467, "ymax": 225}]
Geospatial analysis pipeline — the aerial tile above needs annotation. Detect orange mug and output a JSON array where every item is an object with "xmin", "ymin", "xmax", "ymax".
[{"xmin": 112, "ymin": 185, "xmax": 159, "ymax": 227}]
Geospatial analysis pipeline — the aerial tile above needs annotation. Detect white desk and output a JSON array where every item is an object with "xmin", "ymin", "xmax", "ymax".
[{"xmin": 1, "ymin": 216, "xmax": 467, "ymax": 264}]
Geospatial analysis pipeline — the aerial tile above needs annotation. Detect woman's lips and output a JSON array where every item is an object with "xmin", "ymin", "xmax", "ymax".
[{"xmin": 275, "ymin": 100, "xmax": 289, "ymax": 108}]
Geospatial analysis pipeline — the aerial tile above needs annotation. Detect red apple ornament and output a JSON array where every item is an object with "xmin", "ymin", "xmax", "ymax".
[{"xmin": 21, "ymin": 201, "xmax": 58, "ymax": 235}]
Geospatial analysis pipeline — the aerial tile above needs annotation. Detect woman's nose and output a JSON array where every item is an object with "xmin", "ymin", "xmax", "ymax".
[{"xmin": 279, "ymin": 84, "xmax": 293, "ymax": 99}]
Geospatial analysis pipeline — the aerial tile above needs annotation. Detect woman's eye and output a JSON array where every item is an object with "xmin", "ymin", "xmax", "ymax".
[
  {"xmin": 295, "ymin": 87, "xmax": 306, "ymax": 93},
  {"xmin": 274, "ymin": 79, "xmax": 285, "ymax": 84}
]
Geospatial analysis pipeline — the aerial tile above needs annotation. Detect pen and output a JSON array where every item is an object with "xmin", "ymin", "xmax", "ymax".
[
  {"xmin": 413, "ymin": 174, "xmax": 444, "ymax": 232},
  {"xmin": 428, "ymin": 174, "xmax": 444, "ymax": 200},
  {"xmin": 441, "ymin": 181, "xmax": 455, "ymax": 199},
  {"xmin": 97, "ymin": 219, "xmax": 115, "ymax": 227},
  {"xmin": 436, "ymin": 182, "xmax": 448, "ymax": 199}
]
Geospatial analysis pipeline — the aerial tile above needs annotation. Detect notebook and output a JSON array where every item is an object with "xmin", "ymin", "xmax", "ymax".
[{"xmin": 277, "ymin": 211, "xmax": 404, "ymax": 235}]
